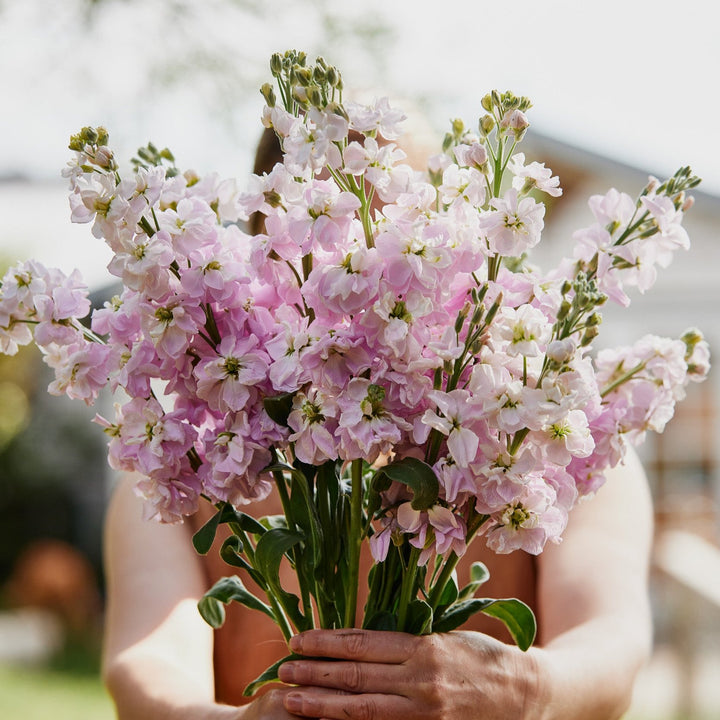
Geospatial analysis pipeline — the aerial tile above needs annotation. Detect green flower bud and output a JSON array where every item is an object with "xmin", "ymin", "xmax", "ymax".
[
  {"xmin": 82, "ymin": 126, "xmax": 99, "ymax": 144},
  {"xmin": 313, "ymin": 64, "xmax": 326, "ymax": 83},
  {"xmin": 581, "ymin": 325, "xmax": 599, "ymax": 347},
  {"xmin": 260, "ymin": 82, "xmax": 276, "ymax": 107},
  {"xmin": 556, "ymin": 299, "xmax": 572, "ymax": 322},
  {"xmin": 479, "ymin": 114, "xmax": 495, "ymax": 137},
  {"xmin": 481, "ymin": 93, "xmax": 493, "ymax": 112},
  {"xmin": 295, "ymin": 67, "xmax": 312, "ymax": 86},
  {"xmin": 306, "ymin": 85, "xmax": 323, "ymax": 108},
  {"xmin": 451, "ymin": 118, "xmax": 464, "ymax": 138},
  {"xmin": 270, "ymin": 53, "xmax": 283, "ymax": 76},
  {"xmin": 326, "ymin": 66, "xmax": 339, "ymax": 87}
]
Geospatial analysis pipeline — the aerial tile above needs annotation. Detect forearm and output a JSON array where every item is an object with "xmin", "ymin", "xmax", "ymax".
[
  {"xmin": 533, "ymin": 606, "xmax": 652, "ymax": 720},
  {"xmin": 105, "ymin": 648, "xmax": 244, "ymax": 720}
]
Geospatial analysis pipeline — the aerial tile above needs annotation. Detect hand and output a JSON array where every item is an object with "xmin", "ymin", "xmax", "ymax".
[
  {"xmin": 277, "ymin": 628, "xmax": 546, "ymax": 720},
  {"xmin": 239, "ymin": 687, "xmax": 306, "ymax": 720}
]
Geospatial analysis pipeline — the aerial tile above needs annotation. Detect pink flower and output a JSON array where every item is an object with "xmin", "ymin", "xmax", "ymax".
[
  {"xmin": 288, "ymin": 388, "xmax": 339, "ymax": 465},
  {"xmin": 480, "ymin": 189, "xmax": 545, "ymax": 257},
  {"xmin": 195, "ymin": 335, "xmax": 270, "ymax": 413},
  {"xmin": 337, "ymin": 379, "xmax": 412, "ymax": 463},
  {"xmin": 421, "ymin": 389, "xmax": 484, "ymax": 467}
]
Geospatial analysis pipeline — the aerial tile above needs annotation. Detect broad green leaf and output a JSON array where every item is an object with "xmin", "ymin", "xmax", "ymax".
[
  {"xmin": 363, "ymin": 610, "xmax": 398, "ymax": 631},
  {"xmin": 435, "ymin": 574, "xmax": 459, "ymax": 610},
  {"xmin": 373, "ymin": 457, "xmax": 439, "ymax": 511},
  {"xmin": 198, "ymin": 575, "xmax": 276, "ymax": 629},
  {"xmin": 254, "ymin": 528, "xmax": 310, "ymax": 631},
  {"xmin": 480, "ymin": 598, "xmax": 536, "ymax": 651},
  {"xmin": 405, "ymin": 599, "xmax": 434, "ymax": 635},
  {"xmin": 432, "ymin": 597, "xmax": 536, "ymax": 650},
  {"xmin": 260, "ymin": 514, "xmax": 289, "ymax": 530},
  {"xmin": 263, "ymin": 392, "xmax": 295, "ymax": 427},
  {"xmin": 458, "ymin": 562, "xmax": 490, "ymax": 601},
  {"xmin": 243, "ymin": 653, "xmax": 301, "ymax": 697},
  {"xmin": 432, "ymin": 598, "xmax": 494, "ymax": 633}
]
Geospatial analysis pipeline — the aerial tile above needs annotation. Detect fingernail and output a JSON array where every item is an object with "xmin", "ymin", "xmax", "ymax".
[
  {"xmin": 284, "ymin": 692, "xmax": 303, "ymax": 713},
  {"xmin": 289, "ymin": 634, "xmax": 303, "ymax": 653},
  {"xmin": 278, "ymin": 661, "xmax": 296, "ymax": 682}
]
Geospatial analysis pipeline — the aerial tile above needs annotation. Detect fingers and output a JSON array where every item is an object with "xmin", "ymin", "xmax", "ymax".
[
  {"xmin": 279, "ymin": 658, "xmax": 406, "ymax": 695},
  {"xmin": 283, "ymin": 686, "xmax": 413, "ymax": 720},
  {"xmin": 289, "ymin": 629, "xmax": 417, "ymax": 664}
]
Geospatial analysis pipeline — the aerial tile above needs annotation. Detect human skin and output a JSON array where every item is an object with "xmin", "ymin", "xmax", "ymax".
[{"xmin": 102, "ymin": 449, "xmax": 652, "ymax": 719}]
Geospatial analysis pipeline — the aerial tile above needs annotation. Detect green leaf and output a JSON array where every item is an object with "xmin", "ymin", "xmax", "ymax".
[
  {"xmin": 198, "ymin": 575, "xmax": 276, "ymax": 629},
  {"xmin": 219, "ymin": 536, "xmax": 249, "ymax": 569},
  {"xmin": 458, "ymin": 562, "xmax": 490, "ymax": 601},
  {"xmin": 435, "ymin": 574, "xmax": 459, "ymax": 610},
  {"xmin": 405, "ymin": 599, "xmax": 434, "ymax": 635},
  {"xmin": 374, "ymin": 457, "xmax": 439, "ymax": 511},
  {"xmin": 243, "ymin": 653, "xmax": 301, "ymax": 697},
  {"xmin": 363, "ymin": 611, "xmax": 398, "ymax": 631},
  {"xmin": 432, "ymin": 598, "xmax": 492, "ymax": 633},
  {"xmin": 480, "ymin": 598, "xmax": 536, "ymax": 651},
  {"xmin": 432, "ymin": 597, "xmax": 537, "ymax": 650},
  {"xmin": 263, "ymin": 392, "xmax": 296, "ymax": 427},
  {"xmin": 192, "ymin": 503, "xmax": 267, "ymax": 555},
  {"xmin": 254, "ymin": 528, "xmax": 310, "ymax": 631}
]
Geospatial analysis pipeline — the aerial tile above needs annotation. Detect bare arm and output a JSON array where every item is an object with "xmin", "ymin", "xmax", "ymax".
[
  {"xmin": 534, "ymin": 447, "xmax": 653, "ymax": 719},
  {"xmin": 102, "ymin": 475, "xmax": 298, "ymax": 720}
]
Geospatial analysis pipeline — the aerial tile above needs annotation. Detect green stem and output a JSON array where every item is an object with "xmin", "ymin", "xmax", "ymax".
[
  {"xmin": 396, "ymin": 546, "xmax": 421, "ymax": 631},
  {"xmin": 344, "ymin": 459, "xmax": 365, "ymax": 627},
  {"xmin": 428, "ymin": 513, "xmax": 489, "ymax": 610},
  {"xmin": 600, "ymin": 361, "xmax": 646, "ymax": 398}
]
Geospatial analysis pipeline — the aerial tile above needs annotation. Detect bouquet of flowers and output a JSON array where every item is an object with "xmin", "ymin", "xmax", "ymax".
[{"xmin": 0, "ymin": 50, "xmax": 709, "ymax": 694}]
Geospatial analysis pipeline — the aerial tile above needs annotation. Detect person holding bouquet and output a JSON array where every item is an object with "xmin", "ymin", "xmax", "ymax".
[{"xmin": 3, "ymin": 51, "xmax": 706, "ymax": 720}]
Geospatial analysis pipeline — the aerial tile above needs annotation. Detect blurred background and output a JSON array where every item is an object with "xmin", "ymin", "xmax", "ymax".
[{"xmin": 0, "ymin": 1, "xmax": 718, "ymax": 718}]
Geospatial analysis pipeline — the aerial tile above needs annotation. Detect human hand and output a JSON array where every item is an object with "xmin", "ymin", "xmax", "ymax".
[
  {"xmin": 238, "ymin": 687, "xmax": 305, "ymax": 720},
  {"xmin": 277, "ymin": 628, "xmax": 546, "ymax": 720}
]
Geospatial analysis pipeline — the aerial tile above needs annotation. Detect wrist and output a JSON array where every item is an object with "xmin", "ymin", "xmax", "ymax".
[{"xmin": 513, "ymin": 646, "xmax": 553, "ymax": 720}]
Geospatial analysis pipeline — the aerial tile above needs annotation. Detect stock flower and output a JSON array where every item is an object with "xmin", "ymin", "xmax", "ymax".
[
  {"xmin": 492, "ymin": 304, "xmax": 552, "ymax": 357},
  {"xmin": 396, "ymin": 502, "xmax": 467, "ymax": 565},
  {"xmin": 337, "ymin": 379, "xmax": 412, "ymax": 463},
  {"xmin": 288, "ymin": 388, "xmax": 339, "ymax": 464},
  {"xmin": 508, "ymin": 153, "xmax": 562, "ymax": 197},
  {"xmin": 480, "ymin": 189, "xmax": 545, "ymax": 257},
  {"xmin": 421, "ymin": 389, "xmax": 484, "ymax": 467},
  {"xmin": 346, "ymin": 97, "xmax": 406, "ymax": 140},
  {"xmin": 195, "ymin": 335, "xmax": 270, "ymax": 413}
]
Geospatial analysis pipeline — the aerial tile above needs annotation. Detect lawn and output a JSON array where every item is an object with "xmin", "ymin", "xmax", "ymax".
[{"xmin": 0, "ymin": 664, "xmax": 115, "ymax": 720}]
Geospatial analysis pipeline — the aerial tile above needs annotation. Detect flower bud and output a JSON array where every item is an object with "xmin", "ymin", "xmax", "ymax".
[
  {"xmin": 260, "ymin": 82, "xmax": 276, "ymax": 107},
  {"xmin": 94, "ymin": 146, "xmax": 116, "ymax": 170},
  {"xmin": 481, "ymin": 93, "xmax": 493, "ymax": 113},
  {"xmin": 451, "ymin": 118, "xmax": 464, "ymax": 138},
  {"xmin": 270, "ymin": 53, "xmax": 283, "ymax": 76},
  {"xmin": 326, "ymin": 66, "xmax": 339, "ymax": 87},
  {"xmin": 479, "ymin": 114, "xmax": 495, "ymax": 137},
  {"xmin": 306, "ymin": 85, "xmax": 323, "ymax": 108},
  {"xmin": 546, "ymin": 338, "xmax": 576, "ymax": 365},
  {"xmin": 313, "ymin": 65, "xmax": 326, "ymax": 83}
]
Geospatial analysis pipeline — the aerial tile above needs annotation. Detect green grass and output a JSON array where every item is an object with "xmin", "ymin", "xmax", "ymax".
[{"xmin": 0, "ymin": 663, "xmax": 114, "ymax": 720}]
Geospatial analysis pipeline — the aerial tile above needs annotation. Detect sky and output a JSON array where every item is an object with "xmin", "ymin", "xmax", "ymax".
[{"xmin": 1, "ymin": 0, "xmax": 717, "ymax": 289}]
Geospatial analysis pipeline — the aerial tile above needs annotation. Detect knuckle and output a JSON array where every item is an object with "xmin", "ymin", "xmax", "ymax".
[
  {"xmin": 353, "ymin": 695, "xmax": 378, "ymax": 720},
  {"xmin": 340, "ymin": 662, "xmax": 364, "ymax": 691},
  {"xmin": 343, "ymin": 629, "xmax": 371, "ymax": 657}
]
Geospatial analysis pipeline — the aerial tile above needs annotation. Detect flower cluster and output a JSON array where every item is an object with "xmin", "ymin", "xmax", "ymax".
[{"xmin": 0, "ymin": 54, "xmax": 708, "ymax": 567}]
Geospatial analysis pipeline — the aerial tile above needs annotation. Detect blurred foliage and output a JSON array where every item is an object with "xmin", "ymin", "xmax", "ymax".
[{"xmin": 74, "ymin": 0, "xmax": 394, "ymax": 116}]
